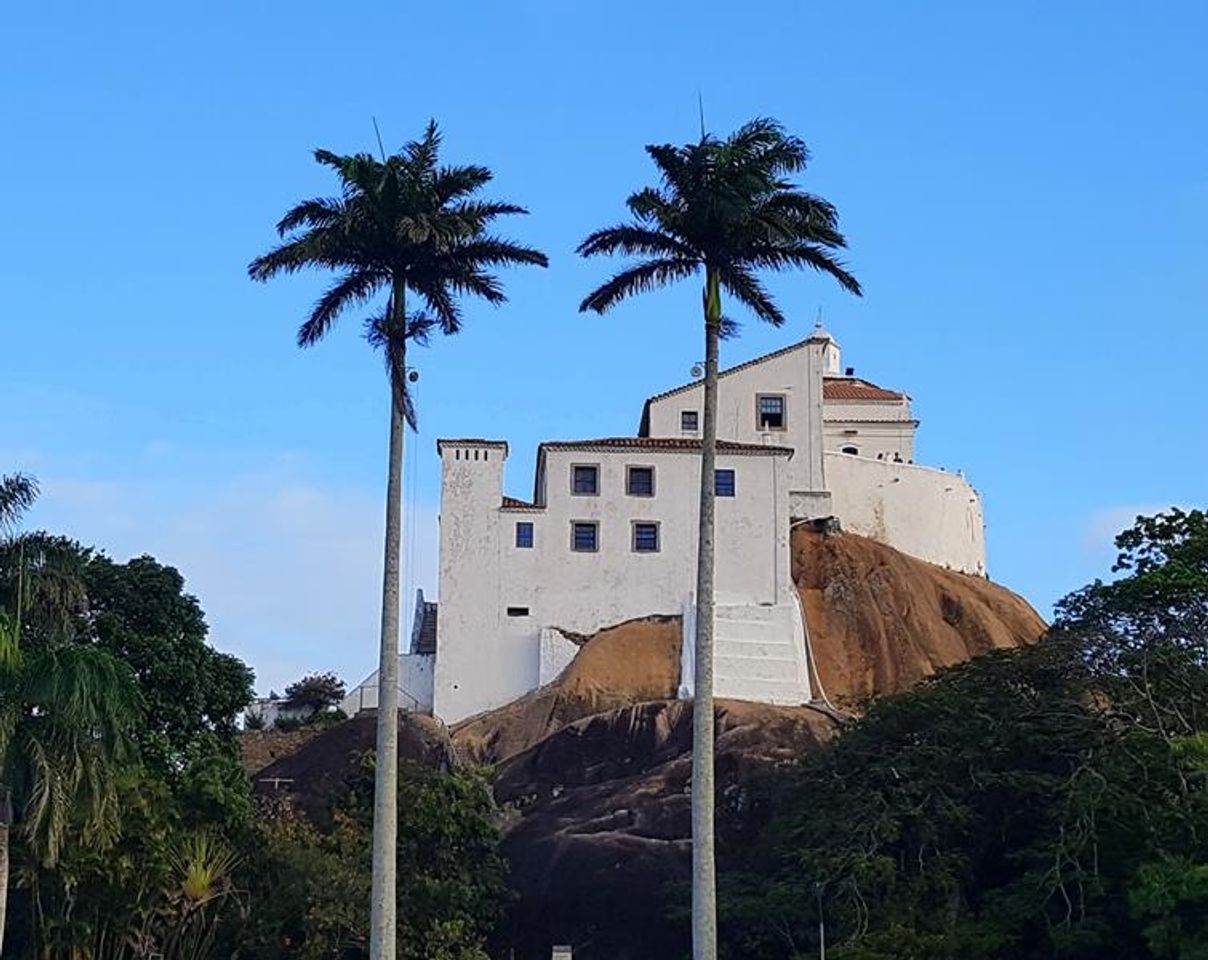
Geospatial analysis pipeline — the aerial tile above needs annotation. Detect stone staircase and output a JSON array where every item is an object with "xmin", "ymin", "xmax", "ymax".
[{"xmin": 681, "ymin": 600, "xmax": 811, "ymax": 706}]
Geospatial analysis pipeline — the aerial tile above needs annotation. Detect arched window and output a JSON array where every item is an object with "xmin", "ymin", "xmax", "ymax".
[{"xmin": 841, "ymin": 445, "xmax": 859, "ymax": 455}]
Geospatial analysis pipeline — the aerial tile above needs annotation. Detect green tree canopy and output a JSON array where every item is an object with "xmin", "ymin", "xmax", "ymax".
[
  {"xmin": 285, "ymin": 672, "xmax": 347, "ymax": 713},
  {"xmin": 0, "ymin": 539, "xmax": 253, "ymax": 785},
  {"xmin": 231, "ymin": 760, "xmax": 509, "ymax": 960},
  {"xmin": 722, "ymin": 507, "xmax": 1208, "ymax": 960}
]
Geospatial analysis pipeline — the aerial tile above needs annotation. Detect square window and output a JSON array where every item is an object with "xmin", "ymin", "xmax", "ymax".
[
  {"xmin": 681, "ymin": 410, "xmax": 699, "ymax": 432},
  {"xmin": 572, "ymin": 464, "xmax": 599, "ymax": 495},
  {"xmin": 571, "ymin": 521, "xmax": 598, "ymax": 552},
  {"xmin": 515, "ymin": 522, "xmax": 534, "ymax": 548},
  {"xmin": 715, "ymin": 469, "xmax": 736, "ymax": 498},
  {"xmin": 632, "ymin": 522, "xmax": 660, "ymax": 553},
  {"xmin": 627, "ymin": 466, "xmax": 655, "ymax": 497},
  {"xmin": 757, "ymin": 394, "xmax": 786, "ymax": 430}
]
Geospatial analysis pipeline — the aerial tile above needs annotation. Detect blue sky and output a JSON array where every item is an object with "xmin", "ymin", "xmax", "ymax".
[{"xmin": 3, "ymin": 0, "xmax": 1205, "ymax": 694}]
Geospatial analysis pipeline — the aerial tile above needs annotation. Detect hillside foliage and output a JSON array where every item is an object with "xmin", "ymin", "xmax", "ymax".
[{"xmin": 720, "ymin": 508, "xmax": 1208, "ymax": 960}]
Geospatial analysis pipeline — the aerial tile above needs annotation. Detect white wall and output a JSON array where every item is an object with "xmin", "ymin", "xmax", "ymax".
[
  {"xmin": 644, "ymin": 337, "xmax": 828, "ymax": 495},
  {"xmin": 433, "ymin": 441, "xmax": 793, "ymax": 723},
  {"xmin": 824, "ymin": 420, "xmax": 916, "ymax": 461},
  {"xmin": 341, "ymin": 653, "xmax": 435, "ymax": 715},
  {"xmin": 825, "ymin": 452, "xmax": 987, "ymax": 576}
]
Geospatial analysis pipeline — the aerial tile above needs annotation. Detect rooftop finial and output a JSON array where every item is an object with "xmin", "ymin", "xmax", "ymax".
[{"xmin": 814, "ymin": 306, "xmax": 824, "ymax": 331}]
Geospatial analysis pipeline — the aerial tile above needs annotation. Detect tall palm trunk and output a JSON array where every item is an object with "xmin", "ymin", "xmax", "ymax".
[
  {"xmin": 692, "ymin": 267, "xmax": 722, "ymax": 960},
  {"xmin": 369, "ymin": 280, "xmax": 405, "ymax": 960},
  {"xmin": 0, "ymin": 787, "xmax": 10, "ymax": 957}
]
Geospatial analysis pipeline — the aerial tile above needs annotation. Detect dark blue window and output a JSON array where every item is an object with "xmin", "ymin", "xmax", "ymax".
[
  {"xmin": 515, "ymin": 522, "xmax": 534, "ymax": 548},
  {"xmin": 632, "ymin": 522, "xmax": 660, "ymax": 553},
  {"xmin": 572, "ymin": 464, "xmax": 599, "ymax": 495},
  {"xmin": 757, "ymin": 394, "xmax": 785, "ymax": 430},
  {"xmin": 572, "ymin": 522, "xmax": 599, "ymax": 552},
  {"xmin": 627, "ymin": 466, "xmax": 655, "ymax": 496},
  {"xmin": 715, "ymin": 469, "xmax": 736, "ymax": 497}
]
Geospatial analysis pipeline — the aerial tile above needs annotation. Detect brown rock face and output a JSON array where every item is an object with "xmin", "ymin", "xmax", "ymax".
[
  {"xmin": 794, "ymin": 527, "xmax": 1047, "ymax": 704},
  {"xmin": 495, "ymin": 699, "xmax": 834, "ymax": 960},
  {"xmin": 482, "ymin": 529, "xmax": 1045, "ymax": 960},
  {"xmin": 453, "ymin": 616, "xmax": 682, "ymax": 766},
  {"xmin": 251, "ymin": 711, "xmax": 454, "ymax": 824}
]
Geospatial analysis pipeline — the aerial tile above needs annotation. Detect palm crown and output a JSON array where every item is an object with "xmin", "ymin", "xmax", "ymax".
[
  {"xmin": 578, "ymin": 117, "xmax": 861, "ymax": 323},
  {"xmin": 249, "ymin": 121, "xmax": 548, "ymax": 425}
]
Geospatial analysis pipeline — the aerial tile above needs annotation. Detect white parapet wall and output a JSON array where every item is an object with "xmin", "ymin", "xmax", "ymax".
[
  {"xmin": 340, "ymin": 652, "xmax": 435, "ymax": 716},
  {"xmin": 824, "ymin": 451, "xmax": 987, "ymax": 576}
]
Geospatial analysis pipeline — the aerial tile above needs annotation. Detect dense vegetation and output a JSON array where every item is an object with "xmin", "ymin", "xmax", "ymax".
[
  {"xmin": 4, "ymin": 452, "xmax": 1206, "ymax": 960},
  {"xmin": 0, "ymin": 478, "xmax": 508, "ymax": 960},
  {"xmin": 720, "ymin": 508, "xmax": 1208, "ymax": 960}
]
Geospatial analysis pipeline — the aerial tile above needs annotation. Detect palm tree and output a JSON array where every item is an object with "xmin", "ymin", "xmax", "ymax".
[
  {"xmin": 0, "ymin": 473, "xmax": 142, "ymax": 954},
  {"xmin": 577, "ymin": 117, "xmax": 861, "ymax": 960},
  {"xmin": 249, "ymin": 121, "xmax": 547, "ymax": 960},
  {"xmin": 0, "ymin": 475, "xmax": 37, "ymax": 534},
  {"xmin": 0, "ymin": 615, "xmax": 142, "ymax": 955}
]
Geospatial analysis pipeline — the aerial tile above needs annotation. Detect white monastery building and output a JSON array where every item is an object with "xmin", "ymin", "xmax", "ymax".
[{"xmin": 342, "ymin": 326, "xmax": 986, "ymax": 725}]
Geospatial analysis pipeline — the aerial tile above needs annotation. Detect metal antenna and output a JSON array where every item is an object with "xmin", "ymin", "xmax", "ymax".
[
  {"xmin": 372, "ymin": 116, "xmax": 387, "ymax": 160},
  {"xmin": 697, "ymin": 92, "xmax": 707, "ymax": 139}
]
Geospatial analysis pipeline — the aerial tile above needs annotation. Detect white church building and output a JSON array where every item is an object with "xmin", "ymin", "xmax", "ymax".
[{"xmin": 341, "ymin": 325, "xmax": 986, "ymax": 725}]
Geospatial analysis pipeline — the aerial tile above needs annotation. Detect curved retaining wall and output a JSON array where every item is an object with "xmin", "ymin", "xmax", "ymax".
[{"xmin": 823, "ymin": 452, "xmax": 987, "ymax": 576}]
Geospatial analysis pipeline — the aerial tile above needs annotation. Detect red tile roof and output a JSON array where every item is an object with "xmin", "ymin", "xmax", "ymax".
[
  {"xmin": 823, "ymin": 378, "xmax": 905, "ymax": 402},
  {"xmin": 500, "ymin": 496, "xmax": 537, "ymax": 509},
  {"xmin": 539, "ymin": 437, "xmax": 792, "ymax": 456}
]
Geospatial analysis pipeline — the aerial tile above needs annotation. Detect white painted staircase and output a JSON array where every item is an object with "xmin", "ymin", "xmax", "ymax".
[{"xmin": 680, "ymin": 599, "xmax": 811, "ymax": 706}]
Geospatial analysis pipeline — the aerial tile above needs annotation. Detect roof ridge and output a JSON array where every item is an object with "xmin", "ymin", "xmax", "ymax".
[{"xmin": 644, "ymin": 337, "xmax": 814, "ymax": 405}]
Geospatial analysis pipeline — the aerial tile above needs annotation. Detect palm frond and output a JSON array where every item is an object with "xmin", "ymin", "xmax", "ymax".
[
  {"xmin": 0, "ymin": 473, "xmax": 38, "ymax": 533},
  {"xmin": 274, "ymin": 197, "xmax": 349, "ymax": 236},
  {"xmin": 298, "ymin": 270, "xmax": 389, "ymax": 347},
  {"xmin": 447, "ymin": 200, "xmax": 530, "ymax": 229},
  {"xmin": 432, "ymin": 164, "xmax": 494, "ymax": 205},
  {"xmin": 15, "ymin": 643, "xmax": 139, "ymax": 865},
  {"xmin": 444, "ymin": 237, "xmax": 550, "ymax": 270},
  {"xmin": 579, "ymin": 258, "xmax": 699, "ymax": 314},
  {"xmin": 645, "ymin": 142, "xmax": 693, "ymax": 195},
  {"xmin": 725, "ymin": 117, "xmax": 810, "ymax": 176},
  {"xmin": 715, "ymin": 264, "xmax": 786, "ymax": 326},
  {"xmin": 252, "ymin": 121, "xmax": 547, "ymax": 432},
  {"xmin": 363, "ymin": 308, "xmax": 434, "ymax": 430},
  {"xmin": 625, "ymin": 186, "xmax": 678, "ymax": 225},
  {"xmin": 579, "ymin": 116, "xmax": 859, "ymax": 330},
  {"xmin": 749, "ymin": 244, "xmax": 862, "ymax": 295},
  {"xmin": 405, "ymin": 120, "xmax": 442, "ymax": 174},
  {"xmin": 576, "ymin": 225, "xmax": 696, "ymax": 260},
  {"xmin": 444, "ymin": 270, "xmax": 506, "ymax": 311},
  {"xmin": 247, "ymin": 232, "xmax": 348, "ymax": 281}
]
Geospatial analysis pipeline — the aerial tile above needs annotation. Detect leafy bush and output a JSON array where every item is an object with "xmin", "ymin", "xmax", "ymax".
[{"xmin": 227, "ymin": 759, "xmax": 509, "ymax": 960}]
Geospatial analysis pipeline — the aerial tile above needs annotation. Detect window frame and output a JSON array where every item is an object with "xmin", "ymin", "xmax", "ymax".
[
  {"xmin": 715, "ymin": 468, "xmax": 736, "ymax": 498},
  {"xmin": 756, "ymin": 393, "xmax": 787, "ymax": 431},
  {"xmin": 631, "ymin": 521, "xmax": 661, "ymax": 553},
  {"xmin": 570, "ymin": 463, "xmax": 600, "ymax": 496},
  {"xmin": 680, "ymin": 410, "xmax": 700, "ymax": 433},
  {"xmin": 626, "ymin": 464, "xmax": 656, "ymax": 498},
  {"xmin": 570, "ymin": 520, "xmax": 599, "ymax": 553},
  {"xmin": 515, "ymin": 521, "xmax": 534, "ymax": 548}
]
